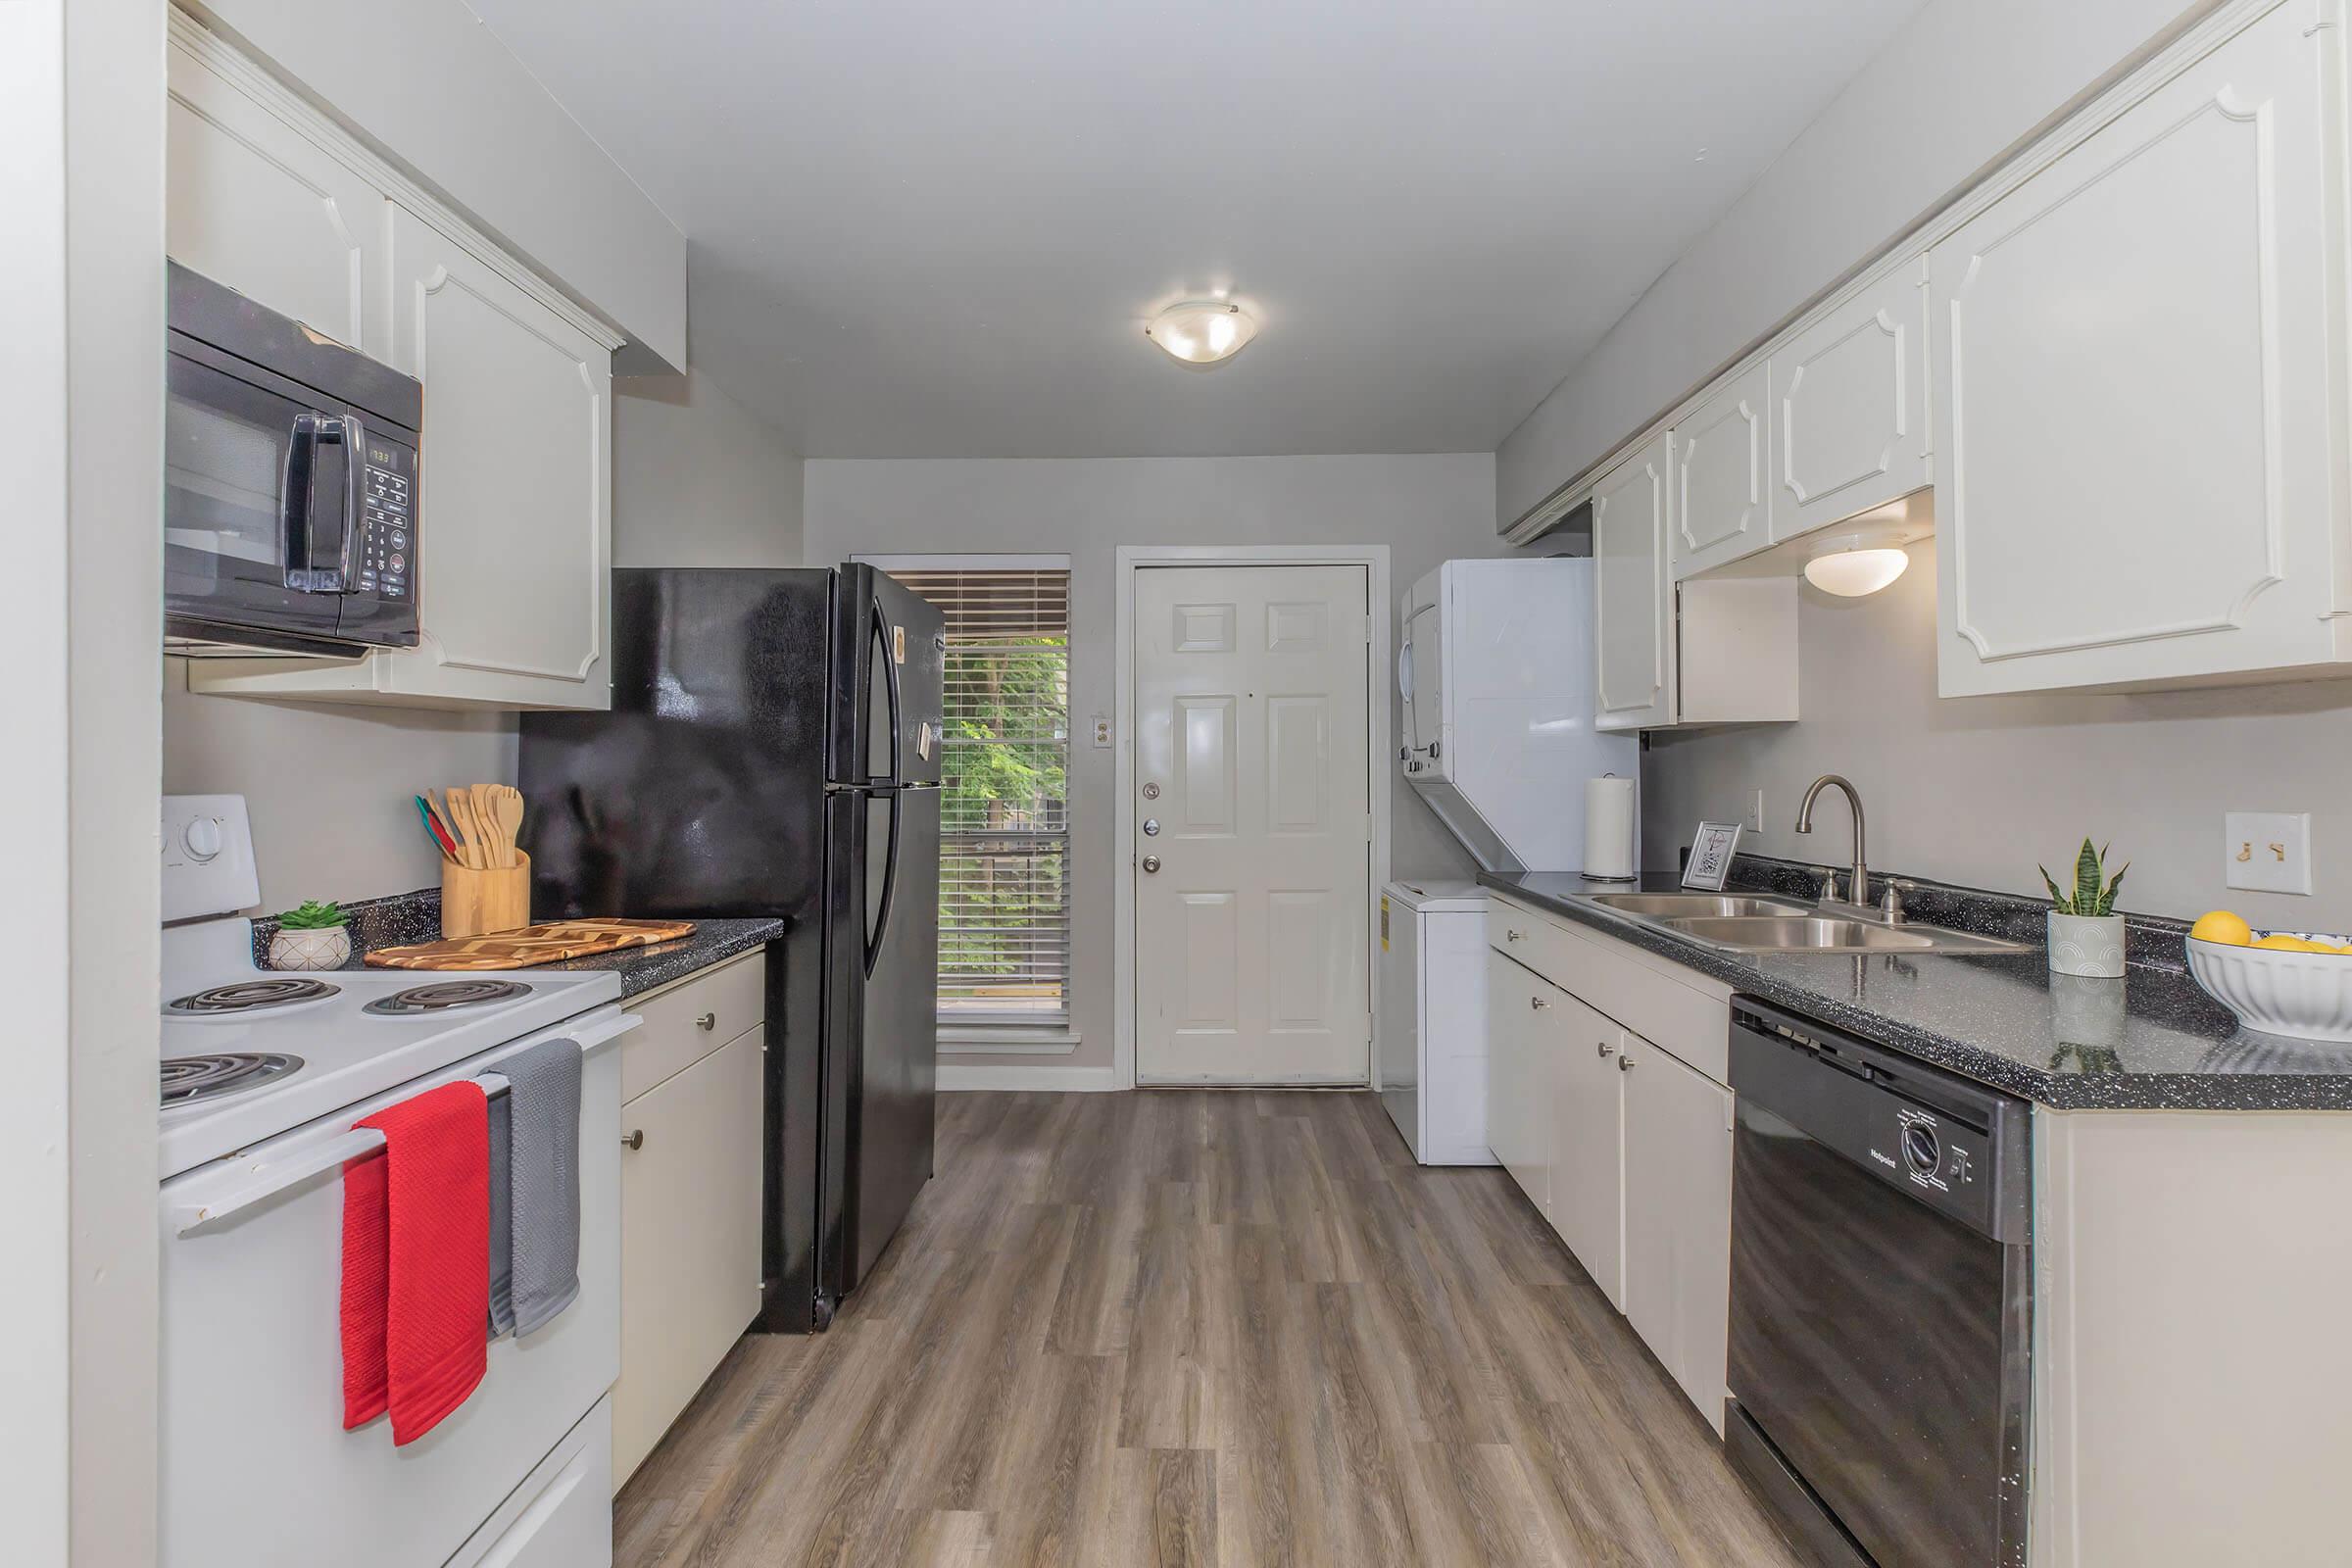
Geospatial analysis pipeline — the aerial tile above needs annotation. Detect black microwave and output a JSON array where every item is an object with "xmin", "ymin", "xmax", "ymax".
[{"xmin": 165, "ymin": 262, "xmax": 422, "ymax": 657}]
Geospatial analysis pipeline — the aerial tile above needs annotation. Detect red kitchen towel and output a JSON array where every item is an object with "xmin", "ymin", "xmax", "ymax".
[{"xmin": 340, "ymin": 1080, "xmax": 491, "ymax": 1445}]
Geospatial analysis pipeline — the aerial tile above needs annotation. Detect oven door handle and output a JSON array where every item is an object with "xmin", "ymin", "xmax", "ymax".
[
  {"xmin": 281, "ymin": 411, "xmax": 364, "ymax": 594},
  {"xmin": 167, "ymin": 1010, "xmax": 638, "ymax": 1238}
]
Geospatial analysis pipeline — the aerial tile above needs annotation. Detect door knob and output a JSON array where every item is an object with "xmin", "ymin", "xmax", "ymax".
[{"xmin": 1142, "ymin": 855, "xmax": 1161, "ymax": 873}]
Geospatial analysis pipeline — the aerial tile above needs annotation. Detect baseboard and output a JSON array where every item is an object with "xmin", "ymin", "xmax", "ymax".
[{"xmin": 937, "ymin": 1063, "xmax": 1123, "ymax": 1092}]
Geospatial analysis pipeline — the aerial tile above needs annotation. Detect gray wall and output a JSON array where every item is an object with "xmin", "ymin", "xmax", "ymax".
[
  {"xmin": 613, "ymin": 369, "xmax": 804, "ymax": 567},
  {"xmin": 164, "ymin": 368, "xmax": 801, "ymax": 914},
  {"xmin": 1496, "ymin": 0, "xmax": 2203, "ymax": 527},
  {"xmin": 803, "ymin": 454, "xmax": 1501, "ymax": 1071},
  {"xmin": 1641, "ymin": 543, "xmax": 2352, "ymax": 930}
]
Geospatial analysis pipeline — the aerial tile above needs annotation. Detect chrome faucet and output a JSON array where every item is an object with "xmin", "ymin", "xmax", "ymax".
[{"xmin": 1795, "ymin": 774, "xmax": 1869, "ymax": 912}]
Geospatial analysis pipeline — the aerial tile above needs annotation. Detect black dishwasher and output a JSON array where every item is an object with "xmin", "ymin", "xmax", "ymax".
[{"xmin": 1725, "ymin": 997, "xmax": 2033, "ymax": 1568}]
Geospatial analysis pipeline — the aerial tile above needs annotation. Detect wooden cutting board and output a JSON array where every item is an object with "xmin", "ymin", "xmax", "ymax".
[{"xmin": 365, "ymin": 918, "xmax": 698, "ymax": 970}]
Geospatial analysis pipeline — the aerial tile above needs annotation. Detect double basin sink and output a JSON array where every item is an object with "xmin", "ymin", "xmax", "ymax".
[{"xmin": 1581, "ymin": 892, "xmax": 2028, "ymax": 956}]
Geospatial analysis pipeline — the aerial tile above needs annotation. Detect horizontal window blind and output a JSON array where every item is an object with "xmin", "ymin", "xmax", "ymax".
[{"xmin": 885, "ymin": 568, "xmax": 1071, "ymax": 1026}]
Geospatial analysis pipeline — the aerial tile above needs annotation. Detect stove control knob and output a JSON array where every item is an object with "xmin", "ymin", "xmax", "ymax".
[
  {"xmin": 1902, "ymin": 1123, "xmax": 1940, "ymax": 1176},
  {"xmin": 183, "ymin": 816, "xmax": 223, "ymax": 862}
]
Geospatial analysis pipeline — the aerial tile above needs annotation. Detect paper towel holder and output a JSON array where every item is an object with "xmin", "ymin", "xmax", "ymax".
[{"xmin": 1582, "ymin": 773, "xmax": 1640, "ymax": 884}]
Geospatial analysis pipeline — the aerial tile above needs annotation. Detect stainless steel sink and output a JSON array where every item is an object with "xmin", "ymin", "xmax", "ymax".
[
  {"xmin": 1586, "ymin": 893, "xmax": 1809, "ymax": 918},
  {"xmin": 1657, "ymin": 913, "xmax": 2028, "ymax": 956}
]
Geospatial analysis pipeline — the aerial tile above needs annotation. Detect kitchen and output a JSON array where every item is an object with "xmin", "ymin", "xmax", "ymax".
[{"xmin": 16, "ymin": 0, "xmax": 2352, "ymax": 1564}]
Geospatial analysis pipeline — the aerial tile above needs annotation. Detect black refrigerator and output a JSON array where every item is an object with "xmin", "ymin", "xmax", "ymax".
[{"xmin": 519, "ymin": 565, "xmax": 944, "ymax": 1332}]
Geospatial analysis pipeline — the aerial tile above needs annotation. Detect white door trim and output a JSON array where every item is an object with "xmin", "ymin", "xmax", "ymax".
[{"xmin": 1113, "ymin": 545, "xmax": 1392, "ymax": 1091}]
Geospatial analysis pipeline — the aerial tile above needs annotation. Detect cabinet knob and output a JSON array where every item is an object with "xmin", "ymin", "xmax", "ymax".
[
  {"xmin": 1618, "ymin": 1055, "xmax": 1634, "ymax": 1072},
  {"xmin": 622, "ymin": 1129, "xmax": 644, "ymax": 1151},
  {"xmin": 1530, "ymin": 996, "xmax": 1549, "ymax": 1010},
  {"xmin": 1505, "ymin": 928, "xmax": 1525, "ymax": 942},
  {"xmin": 1597, "ymin": 1041, "xmax": 1614, "ymax": 1057},
  {"xmin": 696, "ymin": 1011, "xmax": 716, "ymax": 1031}
]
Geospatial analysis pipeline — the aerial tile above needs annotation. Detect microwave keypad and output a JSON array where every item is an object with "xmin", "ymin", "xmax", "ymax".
[{"xmin": 358, "ymin": 466, "xmax": 411, "ymax": 599}]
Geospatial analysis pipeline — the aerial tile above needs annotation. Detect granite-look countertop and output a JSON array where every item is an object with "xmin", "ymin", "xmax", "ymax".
[
  {"xmin": 527, "ymin": 917, "xmax": 783, "ymax": 998},
  {"xmin": 1481, "ymin": 869, "xmax": 2352, "ymax": 1112}
]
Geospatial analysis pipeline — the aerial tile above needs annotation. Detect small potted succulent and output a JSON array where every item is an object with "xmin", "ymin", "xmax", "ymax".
[
  {"xmin": 2040, "ymin": 839, "xmax": 2129, "ymax": 979},
  {"xmin": 269, "ymin": 900, "xmax": 351, "ymax": 971}
]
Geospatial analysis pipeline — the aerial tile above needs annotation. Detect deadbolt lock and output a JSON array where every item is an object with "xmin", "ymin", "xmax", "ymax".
[{"xmin": 1142, "ymin": 818, "xmax": 1160, "ymax": 837}]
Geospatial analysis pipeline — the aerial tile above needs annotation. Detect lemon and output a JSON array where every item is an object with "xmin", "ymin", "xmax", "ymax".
[
  {"xmin": 2190, "ymin": 910, "xmax": 2253, "ymax": 946},
  {"xmin": 2248, "ymin": 930, "xmax": 2324, "ymax": 958}
]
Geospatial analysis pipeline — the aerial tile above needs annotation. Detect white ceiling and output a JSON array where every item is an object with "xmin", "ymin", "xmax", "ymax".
[{"xmin": 466, "ymin": 0, "xmax": 1926, "ymax": 459}]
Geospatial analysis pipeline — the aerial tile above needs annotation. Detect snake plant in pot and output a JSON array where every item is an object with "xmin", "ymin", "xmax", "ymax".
[{"xmin": 2041, "ymin": 840, "xmax": 2129, "ymax": 978}]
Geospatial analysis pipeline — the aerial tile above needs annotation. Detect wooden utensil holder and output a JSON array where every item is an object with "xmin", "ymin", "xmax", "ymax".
[{"xmin": 442, "ymin": 852, "xmax": 530, "ymax": 940}]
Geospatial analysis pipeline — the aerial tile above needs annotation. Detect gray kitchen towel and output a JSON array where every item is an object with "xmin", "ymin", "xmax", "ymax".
[
  {"xmin": 485, "ymin": 1091, "xmax": 515, "ymax": 1339},
  {"xmin": 503, "ymin": 1037, "xmax": 582, "ymax": 1337}
]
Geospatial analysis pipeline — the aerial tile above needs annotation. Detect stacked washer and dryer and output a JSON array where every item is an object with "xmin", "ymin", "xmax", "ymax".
[{"xmin": 1378, "ymin": 558, "xmax": 1637, "ymax": 1163}]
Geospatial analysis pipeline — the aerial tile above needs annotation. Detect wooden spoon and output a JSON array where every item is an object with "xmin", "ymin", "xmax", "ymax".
[
  {"xmin": 445, "ymin": 787, "xmax": 484, "ymax": 869},
  {"xmin": 491, "ymin": 786, "xmax": 524, "ymax": 869}
]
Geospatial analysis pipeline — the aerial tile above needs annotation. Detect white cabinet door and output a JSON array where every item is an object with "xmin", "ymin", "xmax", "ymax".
[
  {"xmin": 613, "ymin": 1027, "xmax": 765, "ymax": 1485},
  {"xmin": 1550, "ymin": 996, "xmax": 1624, "ymax": 1308},
  {"xmin": 1770, "ymin": 258, "xmax": 1930, "ymax": 544},
  {"xmin": 1932, "ymin": 1, "xmax": 2338, "ymax": 696},
  {"xmin": 1622, "ymin": 1036, "xmax": 1734, "ymax": 1436},
  {"xmin": 1673, "ymin": 361, "xmax": 1772, "ymax": 577},
  {"xmin": 166, "ymin": 34, "xmax": 387, "ymax": 355},
  {"xmin": 1592, "ymin": 430, "xmax": 1676, "ymax": 731},
  {"xmin": 1484, "ymin": 950, "xmax": 1553, "ymax": 1214},
  {"xmin": 387, "ymin": 206, "xmax": 612, "ymax": 707}
]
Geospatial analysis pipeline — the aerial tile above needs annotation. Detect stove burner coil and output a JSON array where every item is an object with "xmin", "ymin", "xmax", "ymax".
[
  {"xmin": 165, "ymin": 978, "xmax": 340, "ymax": 1016},
  {"xmin": 363, "ymin": 979, "xmax": 533, "ymax": 1016},
  {"xmin": 161, "ymin": 1052, "xmax": 304, "ymax": 1105}
]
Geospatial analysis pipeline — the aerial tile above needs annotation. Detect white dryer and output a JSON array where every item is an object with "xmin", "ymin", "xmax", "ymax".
[{"xmin": 1398, "ymin": 557, "xmax": 1637, "ymax": 871}]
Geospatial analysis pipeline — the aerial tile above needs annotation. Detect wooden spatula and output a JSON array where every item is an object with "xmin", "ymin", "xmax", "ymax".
[
  {"xmin": 444, "ymin": 787, "xmax": 484, "ymax": 869},
  {"xmin": 490, "ymin": 786, "xmax": 524, "ymax": 869}
]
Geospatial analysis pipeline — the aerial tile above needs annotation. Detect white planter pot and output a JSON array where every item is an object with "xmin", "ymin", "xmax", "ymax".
[
  {"xmin": 270, "ymin": 925, "xmax": 351, "ymax": 971},
  {"xmin": 2047, "ymin": 912, "xmax": 2126, "ymax": 979}
]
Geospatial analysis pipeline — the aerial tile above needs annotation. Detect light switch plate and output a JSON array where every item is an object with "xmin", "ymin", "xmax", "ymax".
[
  {"xmin": 1091, "ymin": 713, "xmax": 1113, "ymax": 748},
  {"xmin": 1748, "ymin": 788, "xmax": 1766, "ymax": 833},
  {"xmin": 2226, "ymin": 811, "xmax": 2311, "ymax": 895}
]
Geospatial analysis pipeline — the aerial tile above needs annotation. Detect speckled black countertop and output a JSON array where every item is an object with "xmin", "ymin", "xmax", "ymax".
[
  {"xmin": 529, "ymin": 918, "xmax": 781, "ymax": 998},
  {"xmin": 1480, "ymin": 862, "xmax": 2352, "ymax": 1112},
  {"xmin": 253, "ymin": 889, "xmax": 781, "ymax": 1000}
]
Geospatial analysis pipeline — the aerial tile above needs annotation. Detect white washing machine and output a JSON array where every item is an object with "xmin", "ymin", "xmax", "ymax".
[{"xmin": 1377, "ymin": 879, "xmax": 1494, "ymax": 1165}]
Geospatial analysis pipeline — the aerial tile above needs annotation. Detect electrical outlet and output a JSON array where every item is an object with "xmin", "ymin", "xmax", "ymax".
[
  {"xmin": 1748, "ymin": 788, "xmax": 1766, "ymax": 833},
  {"xmin": 2226, "ymin": 811, "xmax": 2312, "ymax": 895},
  {"xmin": 1090, "ymin": 713, "xmax": 1113, "ymax": 749}
]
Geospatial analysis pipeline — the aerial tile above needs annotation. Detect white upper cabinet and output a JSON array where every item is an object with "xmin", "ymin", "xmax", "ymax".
[
  {"xmin": 172, "ymin": 16, "xmax": 617, "ymax": 710},
  {"xmin": 1672, "ymin": 361, "xmax": 1771, "ymax": 577},
  {"xmin": 1932, "ymin": 0, "xmax": 2339, "ymax": 696},
  {"xmin": 1769, "ymin": 258, "xmax": 1930, "ymax": 544},
  {"xmin": 1592, "ymin": 430, "xmax": 1677, "ymax": 731},
  {"xmin": 166, "ymin": 34, "xmax": 387, "ymax": 356}
]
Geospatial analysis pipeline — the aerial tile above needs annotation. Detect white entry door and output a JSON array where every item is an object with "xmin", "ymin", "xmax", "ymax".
[{"xmin": 1133, "ymin": 564, "xmax": 1373, "ymax": 1084}]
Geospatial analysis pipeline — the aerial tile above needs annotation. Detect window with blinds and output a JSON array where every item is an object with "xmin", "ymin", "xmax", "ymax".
[{"xmin": 883, "ymin": 566, "xmax": 1072, "ymax": 1027}]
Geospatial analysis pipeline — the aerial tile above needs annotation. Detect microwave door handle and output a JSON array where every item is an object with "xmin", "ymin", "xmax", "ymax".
[
  {"xmin": 336, "ymin": 414, "xmax": 365, "ymax": 593},
  {"xmin": 280, "ymin": 412, "xmax": 358, "ymax": 594}
]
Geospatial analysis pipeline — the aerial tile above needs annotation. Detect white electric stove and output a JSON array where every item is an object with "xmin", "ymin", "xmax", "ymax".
[{"xmin": 159, "ymin": 795, "xmax": 636, "ymax": 1568}]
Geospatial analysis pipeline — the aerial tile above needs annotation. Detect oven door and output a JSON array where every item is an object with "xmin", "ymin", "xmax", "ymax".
[
  {"xmin": 158, "ymin": 1007, "xmax": 631, "ymax": 1568},
  {"xmin": 165, "ymin": 335, "xmax": 418, "ymax": 656}
]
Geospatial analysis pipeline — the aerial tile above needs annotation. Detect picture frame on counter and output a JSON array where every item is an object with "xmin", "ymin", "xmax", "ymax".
[{"xmin": 1683, "ymin": 821, "xmax": 1742, "ymax": 891}]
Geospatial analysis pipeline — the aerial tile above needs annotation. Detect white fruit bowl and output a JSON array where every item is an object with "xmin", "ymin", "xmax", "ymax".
[{"xmin": 2186, "ymin": 932, "xmax": 2352, "ymax": 1043}]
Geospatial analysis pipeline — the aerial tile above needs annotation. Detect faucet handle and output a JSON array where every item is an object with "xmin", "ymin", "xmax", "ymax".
[
  {"xmin": 1821, "ymin": 870, "xmax": 1844, "ymax": 903},
  {"xmin": 1880, "ymin": 880, "xmax": 1905, "ymax": 923}
]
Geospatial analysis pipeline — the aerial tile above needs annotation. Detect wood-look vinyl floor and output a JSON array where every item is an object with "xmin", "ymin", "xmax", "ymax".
[{"xmin": 614, "ymin": 1090, "xmax": 1804, "ymax": 1568}]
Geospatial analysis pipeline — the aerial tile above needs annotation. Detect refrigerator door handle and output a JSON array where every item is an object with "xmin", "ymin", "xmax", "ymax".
[
  {"xmin": 864, "ymin": 787, "xmax": 903, "ymax": 979},
  {"xmin": 871, "ymin": 595, "xmax": 905, "ymax": 784}
]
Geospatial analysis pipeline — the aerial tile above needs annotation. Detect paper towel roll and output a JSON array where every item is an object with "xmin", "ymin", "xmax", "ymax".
[{"xmin": 1584, "ymin": 775, "xmax": 1637, "ymax": 882}]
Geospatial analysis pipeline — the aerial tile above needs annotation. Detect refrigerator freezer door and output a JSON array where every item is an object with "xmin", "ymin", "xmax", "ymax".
[{"xmin": 831, "ymin": 565, "xmax": 947, "ymax": 789}]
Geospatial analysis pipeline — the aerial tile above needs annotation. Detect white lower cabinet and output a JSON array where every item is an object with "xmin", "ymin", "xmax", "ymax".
[
  {"xmin": 1550, "ymin": 997, "xmax": 1625, "ymax": 1309},
  {"xmin": 1620, "ymin": 1034, "xmax": 1735, "ymax": 1437},
  {"xmin": 1485, "ymin": 949, "xmax": 1556, "ymax": 1215},
  {"xmin": 613, "ymin": 957, "xmax": 768, "ymax": 1486},
  {"xmin": 1489, "ymin": 902, "xmax": 1734, "ymax": 1433}
]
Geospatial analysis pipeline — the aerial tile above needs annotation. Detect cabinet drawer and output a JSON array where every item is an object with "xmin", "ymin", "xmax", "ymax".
[
  {"xmin": 1490, "ymin": 898, "xmax": 1730, "ymax": 1082},
  {"xmin": 621, "ymin": 952, "xmax": 765, "ymax": 1102},
  {"xmin": 614, "ymin": 1028, "xmax": 765, "ymax": 1485},
  {"xmin": 447, "ymin": 1396, "xmax": 612, "ymax": 1568}
]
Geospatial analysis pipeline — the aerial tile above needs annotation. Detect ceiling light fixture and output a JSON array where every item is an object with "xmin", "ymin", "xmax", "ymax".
[
  {"xmin": 1145, "ymin": 300, "xmax": 1257, "ymax": 365},
  {"xmin": 1802, "ymin": 537, "xmax": 1911, "ymax": 597}
]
